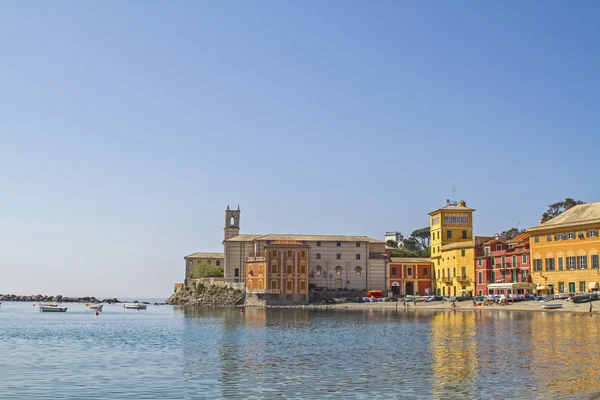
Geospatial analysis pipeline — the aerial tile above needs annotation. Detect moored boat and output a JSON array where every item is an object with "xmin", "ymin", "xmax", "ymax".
[
  {"xmin": 542, "ymin": 303, "xmax": 563, "ymax": 310},
  {"xmin": 39, "ymin": 305, "xmax": 67, "ymax": 312},
  {"xmin": 124, "ymin": 303, "xmax": 147, "ymax": 310},
  {"xmin": 85, "ymin": 304, "xmax": 103, "ymax": 311}
]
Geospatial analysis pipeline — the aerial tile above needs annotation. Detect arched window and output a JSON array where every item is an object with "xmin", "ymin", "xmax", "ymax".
[
  {"xmin": 316, "ymin": 265, "xmax": 322, "ymax": 276},
  {"xmin": 258, "ymin": 264, "xmax": 264, "ymax": 274},
  {"xmin": 258, "ymin": 280, "xmax": 263, "ymax": 290},
  {"xmin": 230, "ymin": 216, "xmax": 235, "ymax": 226},
  {"xmin": 355, "ymin": 266, "xmax": 362, "ymax": 276},
  {"xmin": 247, "ymin": 280, "xmax": 253, "ymax": 290},
  {"xmin": 335, "ymin": 266, "xmax": 342, "ymax": 276},
  {"xmin": 287, "ymin": 263, "xmax": 293, "ymax": 274}
]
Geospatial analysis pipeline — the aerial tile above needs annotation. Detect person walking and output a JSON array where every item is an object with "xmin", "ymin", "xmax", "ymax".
[{"xmin": 590, "ymin": 302, "xmax": 593, "ymax": 313}]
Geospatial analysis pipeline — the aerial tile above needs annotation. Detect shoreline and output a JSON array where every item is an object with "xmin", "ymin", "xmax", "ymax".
[{"xmin": 242, "ymin": 299, "xmax": 600, "ymax": 314}]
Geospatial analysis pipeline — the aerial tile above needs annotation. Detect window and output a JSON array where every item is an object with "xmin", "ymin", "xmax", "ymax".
[
  {"xmin": 462, "ymin": 231, "xmax": 467, "ymax": 239},
  {"xmin": 301, "ymin": 251, "xmax": 306, "ymax": 258},
  {"xmin": 300, "ymin": 281, "xmax": 306, "ymax": 291},
  {"xmin": 271, "ymin": 262, "xmax": 277, "ymax": 274},
  {"xmin": 461, "ymin": 249, "xmax": 465, "ymax": 257},
  {"xmin": 356, "ymin": 254, "xmax": 361, "ymax": 260},
  {"xmin": 512, "ymin": 255, "xmax": 516, "ymax": 266},
  {"xmin": 453, "ymin": 268, "xmax": 456, "ymax": 277},
  {"xmin": 355, "ymin": 266, "xmax": 362, "ymax": 276},
  {"xmin": 491, "ymin": 257, "xmax": 495, "ymax": 266},
  {"xmin": 461, "ymin": 266, "xmax": 466, "ymax": 278},
  {"xmin": 300, "ymin": 264, "xmax": 306, "ymax": 274},
  {"xmin": 272, "ymin": 250, "xmax": 277, "ymax": 257},
  {"xmin": 558, "ymin": 257, "xmax": 563, "ymax": 270},
  {"xmin": 578, "ymin": 256, "xmax": 587, "ymax": 269},
  {"xmin": 502, "ymin": 256, "xmax": 506, "ymax": 267},
  {"xmin": 356, "ymin": 242, "xmax": 361, "ymax": 247},
  {"xmin": 478, "ymin": 259, "xmax": 482, "ymax": 267},
  {"xmin": 437, "ymin": 232, "xmax": 440, "ymax": 240},
  {"xmin": 558, "ymin": 282, "xmax": 565, "ymax": 293},
  {"xmin": 478, "ymin": 272, "xmax": 482, "ymax": 284},
  {"xmin": 533, "ymin": 259, "xmax": 542, "ymax": 272},
  {"xmin": 534, "ymin": 236, "xmax": 540, "ymax": 243},
  {"xmin": 316, "ymin": 241, "xmax": 321, "ymax": 247},
  {"xmin": 391, "ymin": 267, "xmax": 397, "ymax": 276},
  {"xmin": 555, "ymin": 233, "xmax": 563, "ymax": 241},
  {"xmin": 287, "ymin": 264, "xmax": 293, "ymax": 274},
  {"xmin": 485, "ymin": 247, "xmax": 490, "ymax": 256},
  {"xmin": 423, "ymin": 267, "xmax": 428, "ymax": 276},
  {"xmin": 247, "ymin": 280, "xmax": 253, "ymax": 291},
  {"xmin": 447, "ymin": 230, "xmax": 452, "ymax": 239},
  {"xmin": 522, "ymin": 254, "xmax": 527, "ymax": 264},
  {"xmin": 336, "ymin": 242, "xmax": 341, "ymax": 247},
  {"xmin": 316, "ymin": 253, "xmax": 321, "ymax": 260},
  {"xmin": 287, "ymin": 250, "xmax": 292, "ymax": 258},
  {"xmin": 588, "ymin": 230, "xmax": 599, "ymax": 238},
  {"xmin": 258, "ymin": 264, "xmax": 264, "ymax": 274},
  {"xmin": 207, "ymin": 260, "xmax": 212, "ymax": 264},
  {"xmin": 496, "ymin": 245, "xmax": 502, "ymax": 251},
  {"xmin": 508, "ymin": 244, "xmax": 514, "ymax": 249},
  {"xmin": 522, "ymin": 270, "xmax": 527, "ymax": 282},
  {"xmin": 580, "ymin": 282, "xmax": 586, "ymax": 293},
  {"xmin": 287, "ymin": 280, "xmax": 293, "ymax": 291},
  {"xmin": 316, "ymin": 266, "xmax": 322, "ymax": 276},
  {"xmin": 216, "ymin": 260, "xmax": 221, "ymax": 266},
  {"xmin": 546, "ymin": 235, "xmax": 553, "ymax": 242},
  {"xmin": 592, "ymin": 255, "xmax": 599, "ymax": 269},
  {"xmin": 437, "ymin": 259, "xmax": 440, "ymax": 265},
  {"xmin": 336, "ymin": 253, "xmax": 341, "ymax": 260},
  {"xmin": 567, "ymin": 232, "xmax": 575, "ymax": 240},
  {"xmin": 438, "ymin": 246, "xmax": 440, "ymax": 253},
  {"xmin": 432, "ymin": 247, "xmax": 435, "ymax": 254},
  {"xmin": 545, "ymin": 258, "xmax": 555, "ymax": 271},
  {"xmin": 187, "ymin": 260, "xmax": 192, "ymax": 266},
  {"xmin": 566, "ymin": 257, "xmax": 576, "ymax": 270},
  {"xmin": 335, "ymin": 266, "xmax": 342, "ymax": 276},
  {"xmin": 408, "ymin": 267, "xmax": 413, "ymax": 276}
]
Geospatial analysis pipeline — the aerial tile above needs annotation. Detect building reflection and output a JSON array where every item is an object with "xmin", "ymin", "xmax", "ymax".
[{"xmin": 429, "ymin": 311, "xmax": 478, "ymax": 398}]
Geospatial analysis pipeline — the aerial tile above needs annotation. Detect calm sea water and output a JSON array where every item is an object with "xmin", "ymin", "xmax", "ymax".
[{"xmin": 0, "ymin": 302, "xmax": 598, "ymax": 399}]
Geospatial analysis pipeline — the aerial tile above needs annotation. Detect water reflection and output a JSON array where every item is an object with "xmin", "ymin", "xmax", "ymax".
[{"xmin": 177, "ymin": 307, "xmax": 599, "ymax": 399}]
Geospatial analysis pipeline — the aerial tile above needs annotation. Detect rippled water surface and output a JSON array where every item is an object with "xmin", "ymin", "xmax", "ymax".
[{"xmin": 0, "ymin": 302, "xmax": 598, "ymax": 399}]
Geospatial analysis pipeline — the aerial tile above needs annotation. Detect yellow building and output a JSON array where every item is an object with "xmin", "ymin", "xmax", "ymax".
[
  {"xmin": 429, "ymin": 200, "xmax": 477, "ymax": 297},
  {"xmin": 527, "ymin": 202, "xmax": 600, "ymax": 294}
]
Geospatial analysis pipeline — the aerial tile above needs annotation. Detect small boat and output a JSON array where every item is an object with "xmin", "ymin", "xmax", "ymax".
[
  {"xmin": 124, "ymin": 303, "xmax": 147, "ymax": 310},
  {"xmin": 85, "ymin": 304, "xmax": 103, "ymax": 311},
  {"xmin": 542, "ymin": 303, "xmax": 563, "ymax": 310},
  {"xmin": 39, "ymin": 305, "xmax": 67, "ymax": 312},
  {"xmin": 554, "ymin": 293, "xmax": 570, "ymax": 299}
]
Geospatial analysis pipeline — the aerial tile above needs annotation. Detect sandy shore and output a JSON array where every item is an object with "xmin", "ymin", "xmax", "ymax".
[{"xmin": 328, "ymin": 299, "xmax": 598, "ymax": 313}]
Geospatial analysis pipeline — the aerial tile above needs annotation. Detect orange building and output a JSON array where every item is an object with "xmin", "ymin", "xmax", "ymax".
[
  {"xmin": 387, "ymin": 257, "xmax": 433, "ymax": 296},
  {"xmin": 246, "ymin": 240, "xmax": 310, "ymax": 304}
]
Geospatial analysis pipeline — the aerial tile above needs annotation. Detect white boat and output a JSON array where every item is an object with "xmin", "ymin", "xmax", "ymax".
[
  {"xmin": 124, "ymin": 303, "xmax": 147, "ymax": 310},
  {"xmin": 39, "ymin": 305, "xmax": 67, "ymax": 312},
  {"xmin": 554, "ymin": 293, "xmax": 570, "ymax": 299},
  {"xmin": 85, "ymin": 303, "xmax": 103, "ymax": 311},
  {"xmin": 542, "ymin": 303, "xmax": 563, "ymax": 310}
]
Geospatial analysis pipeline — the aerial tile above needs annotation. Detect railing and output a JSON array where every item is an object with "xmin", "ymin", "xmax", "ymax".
[
  {"xmin": 456, "ymin": 275, "xmax": 470, "ymax": 283},
  {"xmin": 249, "ymin": 289, "xmax": 281, "ymax": 294},
  {"xmin": 441, "ymin": 277, "xmax": 453, "ymax": 284}
]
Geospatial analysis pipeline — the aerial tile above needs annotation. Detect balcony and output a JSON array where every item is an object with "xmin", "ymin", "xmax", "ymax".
[
  {"xmin": 441, "ymin": 277, "xmax": 453, "ymax": 284},
  {"xmin": 246, "ymin": 253, "xmax": 266, "ymax": 262},
  {"xmin": 456, "ymin": 275, "xmax": 470, "ymax": 283}
]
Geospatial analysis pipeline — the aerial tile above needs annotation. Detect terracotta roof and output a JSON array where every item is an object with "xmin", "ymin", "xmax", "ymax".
[
  {"xmin": 507, "ymin": 232, "xmax": 529, "ymax": 244},
  {"xmin": 389, "ymin": 257, "xmax": 433, "ymax": 264},
  {"xmin": 428, "ymin": 201, "xmax": 475, "ymax": 215},
  {"xmin": 184, "ymin": 252, "xmax": 224, "ymax": 259},
  {"xmin": 483, "ymin": 239, "xmax": 504, "ymax": 246},
  {"xmin": 528, "ymin": 202, "xmax": 600, "ymax": 232}
]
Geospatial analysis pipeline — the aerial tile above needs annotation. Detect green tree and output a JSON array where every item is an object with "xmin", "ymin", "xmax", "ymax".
[
  {"xmin": 411, "ymin": 227, "xmax": 431, "ymax": 249},
  {"xmin": 419, "ymin": 247, "xmax": 431, "ymax": 258},
  {"xmin": 401, "ymin": 237, "xmax": 421, "ymax": 253},
  {"xmin": 541, "ymin": 198, "xmax": 585, "ymax": 223},
  {"xmin": 501, "ymin": 227, "xmax": 524, "ymax": 240},
  {"xmin": 191, "ymin": 260, "xmax": 224, "ymax": 278},
  {"xmin": 390, "ymin": 248, "xmax": 420, "ymax": 258},
  {"xmin": 386, "ymin": 239, "xmax": 399, "ymax": 248}
]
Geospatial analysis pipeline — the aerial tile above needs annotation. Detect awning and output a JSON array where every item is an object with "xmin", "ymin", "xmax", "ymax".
[
  {"xmin": 537, "ymin": 286, "xmax": 547, "ymax": 291},
  {"xmin": 589, "ymin": 282, "xmax": 599, "ymax": 290},
  {"xmin": 487, "ymin": 283, "xmax": 537, "ymax": 290}
]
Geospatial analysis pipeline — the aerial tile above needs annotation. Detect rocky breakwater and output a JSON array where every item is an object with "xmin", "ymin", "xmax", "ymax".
[
  {"xmin": 166, "ymin": 283, "xmax": 243, "ymax": 306},
  {"xmin": 0, "ymin": 294, "xmax": 121, "ymax": 303}
]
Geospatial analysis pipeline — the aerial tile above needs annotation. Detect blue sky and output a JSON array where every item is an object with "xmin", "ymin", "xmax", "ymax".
[{"xmin": 1, "ymin": 1, "xmax": 598, "ymax": 298}]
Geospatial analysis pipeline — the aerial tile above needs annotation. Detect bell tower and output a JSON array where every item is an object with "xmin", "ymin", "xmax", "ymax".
[{"xmin": 224, "ymin": 205, "xmax": 241, "ymax": 240}]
